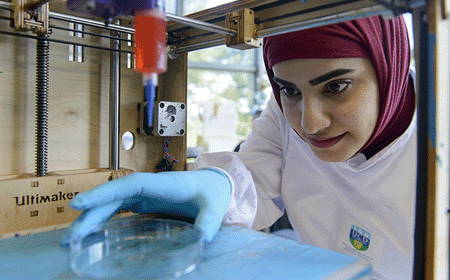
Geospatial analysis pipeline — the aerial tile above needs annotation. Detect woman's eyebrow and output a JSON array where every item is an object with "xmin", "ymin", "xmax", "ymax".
[
  {"xmin": 309, "ymin": 68, "xmax": 355, "ymax": 86},
  {"xmin": 272, "ymin": 76, "xmax": 297, "ymax": 88}
]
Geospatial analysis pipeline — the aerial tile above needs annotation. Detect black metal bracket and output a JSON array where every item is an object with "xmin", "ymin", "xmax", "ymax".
[
  {"xmin": 136, "ymin": 102, "xmax": 153, "ymax": 136},
  {"xmin": 371, "ymin": 0, "xmax": 427, "ymax": 16}
]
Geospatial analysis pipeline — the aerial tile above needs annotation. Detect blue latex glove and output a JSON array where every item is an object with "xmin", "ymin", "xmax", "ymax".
[{"xmin": 60, "ymin": 169, "xmax": 231, "ymax": 245}]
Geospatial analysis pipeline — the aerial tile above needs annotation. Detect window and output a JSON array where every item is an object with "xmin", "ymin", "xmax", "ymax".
[
  {"xmin": 174, "ymin": 1, "xmax": 271, "ymax": 155},
  {"xmin": 181, "ymin": 0, "xmax": 236, "ymax": 15}
]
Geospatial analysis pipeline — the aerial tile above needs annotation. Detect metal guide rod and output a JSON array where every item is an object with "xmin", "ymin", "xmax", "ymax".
[
  {"xmin": 0, "ymin": 1, "xmax": 12, "ymax": 10},
  {"xmin": 50, "ymin": 11, "xmax": 134, "ymax": 33},
  {"xmin": 165, "ymin": 13, "xmax": 236, "ymax": 36},
  {"xmin": 109, "ymin": 21, "xmax": 120, "ymax": 170},
  {"xmin": 0, "ymin": 30, "xmax": 134, "ymax": 53},
  {"xmin": 169, "ymin": 38, "xmax": 225, "ymax": 56},
  {"xmin": 255, "ymin": 5, "xmax": 391, "ymax": 38}
]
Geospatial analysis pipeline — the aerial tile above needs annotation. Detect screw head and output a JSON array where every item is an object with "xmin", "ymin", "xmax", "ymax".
[
  {"xmin": 160, "ymin": 103, "xmax": 165, "ymax": 108},
  {"xmin": 180, "ymin": 104, "xmax": 185, "ymax": 109},
  {"xmin": 159, "ymin": 129, "xmax": 164, "ymax": 135},
  {"xmin": 180, "ymin": 129, "xmax": 185, "ymax": 134}
]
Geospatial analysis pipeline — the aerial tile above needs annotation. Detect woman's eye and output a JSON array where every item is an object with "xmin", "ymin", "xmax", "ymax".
[
  {"xmin": 325, "ymin": 81, "xmax": 349, "ymax": 93},
  {"xmin": 280, "ymin": 87, "xmax": 299, "ymax": 97}
]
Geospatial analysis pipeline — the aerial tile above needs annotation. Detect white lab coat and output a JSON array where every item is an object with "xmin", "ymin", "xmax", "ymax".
[{"xmin": 191, "ymin": 95, "xmax": 417, "ymax": 280}]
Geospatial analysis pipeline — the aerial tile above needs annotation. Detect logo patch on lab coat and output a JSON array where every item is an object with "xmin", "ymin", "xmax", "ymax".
[
  {"xmin": 338, "ymin": 215, "xmax": 383, "ymax": 266},
  {"xmin": 349, "ymin": 225, "xmax": 370, "ymax": 251}
]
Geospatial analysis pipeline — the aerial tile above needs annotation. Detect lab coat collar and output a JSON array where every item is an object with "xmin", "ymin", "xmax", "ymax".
[{"xmin": 338, "ymin": 110, "xmax": 417, "ymax": 172}]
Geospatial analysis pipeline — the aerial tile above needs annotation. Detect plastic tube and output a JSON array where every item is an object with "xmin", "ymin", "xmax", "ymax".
[{"xmin": 143, "ymin": 73, "xmax": 157, "ymax": 126}]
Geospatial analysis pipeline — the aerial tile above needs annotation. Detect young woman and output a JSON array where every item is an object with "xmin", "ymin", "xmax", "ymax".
[{"xmin": 63, "ymin": 15, "xmax": 416, "ymax": 279}]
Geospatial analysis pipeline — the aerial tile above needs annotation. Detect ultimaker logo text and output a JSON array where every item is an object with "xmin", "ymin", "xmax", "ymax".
[{"xmin": 14, "ymin": 191, "xmax": 79, "ymax": 206}]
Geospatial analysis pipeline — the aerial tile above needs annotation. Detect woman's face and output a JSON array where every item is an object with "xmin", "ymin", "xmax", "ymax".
[{"xmin": 272, "ymin": 57, "xmax": 379, "ymax": 162}]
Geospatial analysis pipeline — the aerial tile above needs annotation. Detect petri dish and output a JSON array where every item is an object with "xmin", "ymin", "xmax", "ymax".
[{"xmin": 70, "ymin": 214, "xmax": 204, "ymax": 279}]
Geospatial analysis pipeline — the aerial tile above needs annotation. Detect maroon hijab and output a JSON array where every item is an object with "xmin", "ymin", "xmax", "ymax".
[{"xmin": 263, "ymin": 15, "xmax": 415, "ymax": 159}]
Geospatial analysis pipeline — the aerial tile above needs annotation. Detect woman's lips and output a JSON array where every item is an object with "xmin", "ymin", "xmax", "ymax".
[{"xmin": 307, "ymin": 133, "xmax": 346, "ymax": 148}]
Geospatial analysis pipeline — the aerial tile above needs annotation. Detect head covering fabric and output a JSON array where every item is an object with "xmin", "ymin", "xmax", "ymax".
[{"xmin": 263, "ymin": 15, "xmax": 415, "ymax": 159}]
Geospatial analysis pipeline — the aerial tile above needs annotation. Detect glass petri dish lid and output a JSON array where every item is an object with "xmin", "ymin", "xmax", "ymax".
[{"xmin": 70, "ymin": 214, "xmax": 204, "ymax": 279}]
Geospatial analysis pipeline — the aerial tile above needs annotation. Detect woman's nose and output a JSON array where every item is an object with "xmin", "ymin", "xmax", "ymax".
[{"xmin": 301, "ymin": 97, "xmax": 331, "ymax": 135}]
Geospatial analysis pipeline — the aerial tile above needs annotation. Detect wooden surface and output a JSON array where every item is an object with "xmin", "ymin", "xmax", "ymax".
[
  {"xmin": 0, "ymin": 168, "xmax": 134, "ymax": 237},
  {"xmin": 424, "ymin": 1, "xmax": 450, "ymax": 278}
]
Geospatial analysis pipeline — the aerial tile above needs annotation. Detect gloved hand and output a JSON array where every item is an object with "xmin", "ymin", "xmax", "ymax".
[{"xmin": 60, "ymin": 169, "xmax": 231, "ymax": 246}]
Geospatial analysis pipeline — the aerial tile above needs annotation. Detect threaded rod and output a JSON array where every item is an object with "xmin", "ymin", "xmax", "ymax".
[{"xmin": 35, "ymin": 35, "xmax": 49, "ymax": 177}]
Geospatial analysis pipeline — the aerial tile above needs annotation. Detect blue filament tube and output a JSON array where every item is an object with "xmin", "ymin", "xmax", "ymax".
[{"xmin": 144, "ymin": 74, "xmax": 157, "ymax": 127}]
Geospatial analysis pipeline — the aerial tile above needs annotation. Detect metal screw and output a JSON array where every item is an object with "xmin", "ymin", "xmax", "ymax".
[
  {"xmin": 159, "ymin": 129, "xmax": 164, "ymax": 135},
  {"xmin": 167, "ymin": 45, "xmax": 178, "ymax": 59},
  {"xmin": 160, "ymin": 102, "xmax": 165, "ymax": 108},
  {"xmin": 180, "ymin": 104, "xmax": 185, "ymax": 109},
  {"xmin": 180, "ymin": 129, "xmax": 185, "ymax": 134}
]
